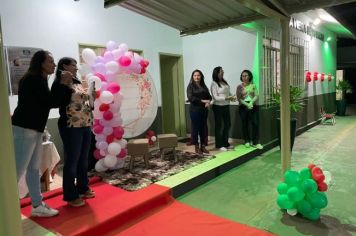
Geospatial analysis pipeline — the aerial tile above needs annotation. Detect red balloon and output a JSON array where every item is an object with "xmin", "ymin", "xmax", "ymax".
[
  {"xmin": 99, "ymin": 103, "xmax": 110, "ymax": 112},
  {"xmin": 106, "ymin": 134, "xmax": 115, "ymax": 143},
  {"xmin": 95, "ymin": 91, "xmax": 101, "ymax": 99},
  {"xmin": 318, "ymin": 182, "xmax": 328, "ymax": 192},
  {"xmin": 312, "ymin": 167, "xmax": 325, "ymax": 183},
  {"xmin": 117, "ymin": 148, "xmax": 127, "ymax": 158},
  {"xmin": 103, "ymin": 111, "xmax": 113, "ymax": 120},
  {"xmin": 308, "ymin": 163, "xmax": 316, "ymax": 170}
]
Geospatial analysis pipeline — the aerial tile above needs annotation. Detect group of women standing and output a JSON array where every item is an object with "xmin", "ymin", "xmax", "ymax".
[
  {"xmin": 12, "ymin": 50, "xmax": 95, "ymax": 217},
  {"xmin": 187, "ymin": 67, "xmax": 263, "ymax": 154}
]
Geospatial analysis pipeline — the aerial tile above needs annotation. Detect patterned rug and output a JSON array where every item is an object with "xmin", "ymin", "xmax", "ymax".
[{"xmin": 90, "ymin": 149, "xmax": 215, "ymax": 191}]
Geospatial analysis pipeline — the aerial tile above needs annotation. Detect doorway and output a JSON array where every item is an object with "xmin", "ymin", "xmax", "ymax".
[{"xmin": 159, "ymin": 53, "xmax": 186, "ymax": 136}]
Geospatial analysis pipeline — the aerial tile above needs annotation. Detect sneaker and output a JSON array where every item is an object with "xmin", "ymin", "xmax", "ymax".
[
  {"xmin": 219, "ymin": 147, "xmax": 228, "ymax": 151},
  {"xmin": 80, "ymin": 189, "xmax": 96, "ymax": 199},
  {"xmin": 67, "ymin": 198, "xmax": 86, "ymax": 207},
  {"xmin": 244, "ymin": 142, "xmax": 251, "ymax": 148},
  {"xmin": 31, "ymin": 202, "xmax": 59, "ymax": 217},
  {"xmin": 254, "ymin": 144, "xmax": 263, "ymax": 150}
]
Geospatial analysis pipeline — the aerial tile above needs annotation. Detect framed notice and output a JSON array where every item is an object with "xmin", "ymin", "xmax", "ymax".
[{"xmin": 5, "ymin": 46, "xmax": 41, "ymax": 95}]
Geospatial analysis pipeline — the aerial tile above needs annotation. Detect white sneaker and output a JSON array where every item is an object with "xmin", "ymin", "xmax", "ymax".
[
  {"xmin": 31, "ymin": 202, "xmax": 59, "ymax": 217},
  {"xmin": 244, "ymin": 142, "xmax": 251, "ymax": 148},
  {"xmin": 219, "ymin": 147, "xmax": 227, "ymax": 151},
  {"xmin": 254, "ymin": 144, "xmax": 263, "ymax": 150}
]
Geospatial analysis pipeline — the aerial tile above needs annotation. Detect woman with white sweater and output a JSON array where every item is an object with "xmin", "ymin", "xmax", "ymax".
[{"xmin": 210, "ymin": 67, "xmax": 235, "ymax": 151}]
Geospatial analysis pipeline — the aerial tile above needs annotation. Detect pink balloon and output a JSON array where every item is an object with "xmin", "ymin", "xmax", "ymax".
[
  {"xmin": 103, "ymin": 110, "xmax": 113, "ymax": 120},
  {"xmin": 117, "ymin": 148, "xmax": 127, "ymax": 158},
  {"xmin": 98, "ymin": 141, "xmax": 108, "ymax": 150},
  {"xmin": 93, "ymin": 125, "xmax": 104, "ymax": 134},
  {"xmin": 95, "ymin": 73, "xmax": 106, "ymax": 82},
  {"xmin": 118, "ymin": 56, "xmax": 131, "ymax": 67},
  {"xmin": 94, "ymin": 119, "xmax": 100, "ymax": 126},
  {"xmin": 102, "ymin": 126, "xmax": 113, "ymax": 136},
  {"xmin": 107, "ymin": 82, "xmax": 120, "ymax": 94},
  {"xmin": 94, "ymin": 149, "xmax": 103, "ymax": 160}
]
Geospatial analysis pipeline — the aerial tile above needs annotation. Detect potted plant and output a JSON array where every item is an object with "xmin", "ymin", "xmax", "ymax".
[
  {"xmin": 270, "ymin": 85, "xmax": 305, "ymax": 151},
  {"xmin": 336, "ymin": 80, "xmax": 352, "ymax": 116}
]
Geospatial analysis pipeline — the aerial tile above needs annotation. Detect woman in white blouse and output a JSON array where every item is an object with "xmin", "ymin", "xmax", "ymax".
[{"xmin": 210, "ymin": 67, "xmax": 235, "ymax": 151}]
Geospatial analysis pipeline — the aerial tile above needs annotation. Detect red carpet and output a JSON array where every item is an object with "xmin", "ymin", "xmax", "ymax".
[
  {"xmin": 21, "ymin": 182, "xmax": 273, "ymax": 236},
  {"xmin": 108, "ymin": 200, "xmax": 274, "ymax": 236}
]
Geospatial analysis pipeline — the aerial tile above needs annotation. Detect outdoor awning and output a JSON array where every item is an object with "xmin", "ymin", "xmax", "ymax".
[{"xmin": 104, "ymin": 0, "xmax": 356, "ymax": 37}]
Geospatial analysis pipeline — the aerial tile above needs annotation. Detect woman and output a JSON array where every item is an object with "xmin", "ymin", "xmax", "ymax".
[
  {"xmin": 51, "ymin": 57, "xmax": 95, "ymax": 207},
  {"xmin": 236, "ymin": 70, "xmax": 263, "ymax": 149},
  {"xmin": 12, "ymin": 50, "xmax": 72, "ymax": 217},
  {"xmin": 210, "ymin": 66, "xmax": 235, "ymax": 151},
  {"xmin": 187, "ymin": 69, "xmax": 212, "ymax": 154}
]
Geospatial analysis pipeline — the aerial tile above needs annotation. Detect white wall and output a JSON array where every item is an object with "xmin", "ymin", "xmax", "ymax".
[
  {"xmin": 291, "ymin": 13, "xmax": 337, "ymax": 97},
  {"xmin": 182, "ymin": 28, "xmax": 257, "ymax": 104},
  {"xmin": 1, "ymin": 0, "xmax": 183, "ymax": 116}
]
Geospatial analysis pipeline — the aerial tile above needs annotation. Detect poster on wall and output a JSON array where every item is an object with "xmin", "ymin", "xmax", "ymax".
[{"xmin": 5, "ymin": 46, "xmax": 41, "ymax": 95}]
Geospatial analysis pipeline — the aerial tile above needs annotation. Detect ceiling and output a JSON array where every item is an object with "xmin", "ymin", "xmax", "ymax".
[{"xmin": 104, "ymin": 0, "xmax": 356, "ymax": 39}]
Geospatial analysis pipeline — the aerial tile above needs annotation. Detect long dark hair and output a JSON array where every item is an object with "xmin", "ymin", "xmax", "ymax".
[
  {"xmin": 240, "ymin": 69, "xmax": 253, "ymax": 82},
  {"xmin": 23, "ymin": 50, "xmax": 51, "ymax": 78},
  {"xmin": 55, "ymin": 57, "xmax": 77, "ymax": 81},
  {"xmin": 212, "ymin": 66, "xmax": 228, "ymax": 87},
  {"xmin": 189, "ymin": 69, "xmax": 208, "ymax": 89}
]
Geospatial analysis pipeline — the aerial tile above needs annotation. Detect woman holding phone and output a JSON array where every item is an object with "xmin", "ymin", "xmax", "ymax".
[{"xmin": 51, "ymin": 57, "xmax": 95, "ymax": 207}]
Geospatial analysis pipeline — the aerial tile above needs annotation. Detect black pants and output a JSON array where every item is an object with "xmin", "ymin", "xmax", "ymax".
[
  {"xmin": 212, "ymin": 105, "xmax": 231, "ymax": 148},
  {"xmin": 239, "ymin": 105, "xmax": 259, "ymax": 145}
]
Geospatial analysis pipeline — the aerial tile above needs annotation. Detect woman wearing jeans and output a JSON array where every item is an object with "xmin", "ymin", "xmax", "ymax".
[
  {"xmin": 12, "ymin": 50, "xmax": 72, "ymax": 217},
  {"xmin": 187, "ymin": 69, "xmax": 212, "ymax": 154},
  {"xmin": 210, "ymin": 67, "xmax": 235, "ymax": 151},
  {"xmin": 51, "ymin": 57, "xmax": 95, "ymax": 207}
]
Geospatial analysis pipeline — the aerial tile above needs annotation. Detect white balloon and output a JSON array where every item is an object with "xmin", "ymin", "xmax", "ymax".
[
  {"xmin": 95, "ymin": 134, "xmax": 106, "ymax": 142},
  {"xmin": 78, "ymin": 64, "xmax": 91, "ymax": 77},
  {"xmin": 110, "ymin": 157, "xmax": 126, "ymax": 170},
  {"xmin": 106, "ymin": 61, "xmax": 119, "ymax": 73},
  {"xmin": 95, "ymin": 159, "xmax": 108, "ymax": 172},
  {"xmin": 287, "ymin": 208, "xmax": 298, "ymax": 216},
  {"xmin": 112, "ymin": 49, "xmax": 124, "ymax": 60},
  {"xmin": 151, "ymin": 136, "xmax": 157, "ymax": 142},
  {"xmin": 323, "ymin": 170, "xmax": 332, "ymax": 185},
  {"xmin": 118, "ymin": 43, "xmax": 128, "ymax": 52},
  {"xmin": 100, "ymin": 91, "xmax": 114, "ymax": 104},
  {"xmin": 104, "ymin": 155, "xmax": 117, "ymax": 168},
  {"xmin": 93, "ymin": 109, "xmax": 103, "ymax": 119},
  {"xmin": 106, "ymin": 40, "xmax": 118, "ymax": 51},
  {"xmin": 103, "ymin": 126, "xmax": 113, "ymax": 136},
  {"xmin": 107, "ymin": 142, "xmax": 122, "ymax": 156},
  {"xmin": 118, "ymin": 139, "xmax": 128, "ymax": 149},
  {"xmin": 82, "ymin": 48, "xmax": 97, "ymax": 65},
  {"xmin": 317, "ymin": 73, "xmax": 322, "ymax": 80}
]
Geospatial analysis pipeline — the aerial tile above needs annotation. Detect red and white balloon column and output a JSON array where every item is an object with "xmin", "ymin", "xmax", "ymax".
[{"xmin": 81, "ymin": 41, "xmax": 149, "ymax": 172}]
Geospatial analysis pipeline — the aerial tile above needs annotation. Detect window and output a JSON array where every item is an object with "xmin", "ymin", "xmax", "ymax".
[{"xmin": 263, "ymin": 36, "xmax": 306, "ymax": 106}]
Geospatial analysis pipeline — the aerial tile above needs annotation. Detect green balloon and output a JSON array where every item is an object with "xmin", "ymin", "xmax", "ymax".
[
  {"xmin": 304, "ymin": 208, "xmax": 320, "ymax": 221},
  {"xmin": 300, "ymin": 168, "xmax": 312, "ymax": 179},
  {"xmin": 297, "ymin": 199, "xmax": 312, "ymax": 215},
  {"xmin": 277, "ymin": 194, "xmax": 294, "ymax": 209},
  {"xmin": 306, "ymin": 192, "xmax": 328, "ymax": 209},
  {"xmin": 284, "ymin": 170, "xmax": 302, "ymax": 187},
  {"xmin": 277, "ymin": 182, "xmax": 289, "ymax": 194},
  {"xmin": 301, "ymin": 179, "xmax": 318, "ymax": 194},
  {"xmin": 287, "ymin": 186, "xmax": 305, "ymax": 202}
]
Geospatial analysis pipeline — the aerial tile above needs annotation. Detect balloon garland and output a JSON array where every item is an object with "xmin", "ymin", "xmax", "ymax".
[
  {"xmin": 81, "ymin": 41, "xmax": 150, "ymax": 172},
  {"xmin": 276, "ymin": 164, "xmax": 330, "ymax": 220}
]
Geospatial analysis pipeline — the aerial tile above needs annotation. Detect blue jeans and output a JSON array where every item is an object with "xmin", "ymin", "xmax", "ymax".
[
  {"xmin": 189, "ymin": 108, "xmax": 208, "ymax": 145},
  {"xmin": 59, "ymin": 126, "xmax": 92, "ymax": 201},
  {"xmin": 13, "ymin": 125, "xmax": 43, "ymax": 207}
]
